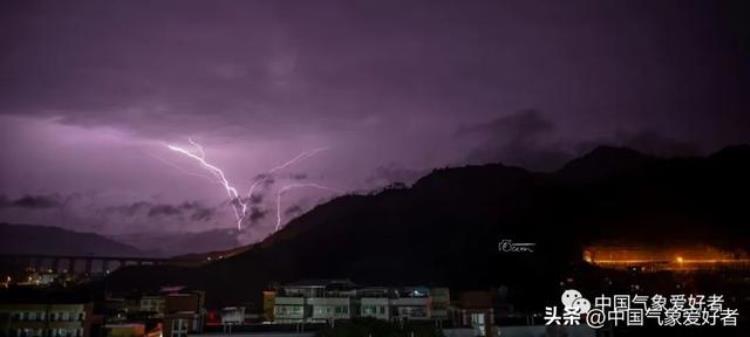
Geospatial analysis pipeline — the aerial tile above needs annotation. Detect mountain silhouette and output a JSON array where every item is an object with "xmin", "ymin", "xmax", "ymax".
[
  {"xmin": 104, "ymin": 145, "xmax": 750, "ymax": 309},
  {"xmin": 112, "ymin": 228, "xmax": 242, "ymax": 257}
]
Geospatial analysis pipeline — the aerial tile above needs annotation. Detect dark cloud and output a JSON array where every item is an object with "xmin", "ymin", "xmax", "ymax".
[
  {"xmin": 366, "ymin": 163, "xmax": 426, "ymax": 186},
  {"xmin": 1, "ymin": 0, "xmax": 747, "ymax": 144},
  {"xmin": 459, "ymin": 110, "xmax": 572, "ymax": 171},
  {"xmin": 109, "ymin": 200, "xmax": 215, "ymax": 221},
  {"xmin": 289, "ymin": 173, "xmax": 308, "ymax": 180},
  {"xmin": 0, "ymin": 194, "xmax": 63, "ymax": 209},
  {"xmin": 1, "ymin": 0, "xmax": 748, "ymax": 238},
  {"xmin": 284, "ymin": 205, "xmax": 302, "ymax": 216},
  {"xmin": 243, "ymin": 176, "xmax": 276, "ymax": 206},
  {"xmin": 248, "ymin": 194, "xmax": 264, "ymax": 205},
  {"xmin": 147, "ymin": 204, "xmax": 182, "ymax": 217},
  {"xmin": 617, "ymin": 130, "xmax": 700, "ymax": 157},
  {"xmin": 107, "ymin": 201, "xmax": 150, "ymax": 216},
  {"xmin": 262, "ymin": 178, "xmax": 276, "ymax": 187},
  {"xmin": 460, "ymin": 111, "xmax": 707, "ymax": 170},
  {"xmin": 457, "ymin": 109, "xmax": 553, "ymax": 139},
  {"xmin": 248, "ymin": 206, "xmax": 267, "ymax": 224},
  {"xmin": 190, "ymin": 207, "xmax": 214, "ymax": 222}
]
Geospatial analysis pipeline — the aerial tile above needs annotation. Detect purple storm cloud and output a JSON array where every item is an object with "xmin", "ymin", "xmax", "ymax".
[{"xmin": 1, "ymin": 0, "xmax": 748, "ymax": 245}]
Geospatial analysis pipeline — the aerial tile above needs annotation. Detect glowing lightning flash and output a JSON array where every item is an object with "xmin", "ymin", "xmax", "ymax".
[
  {"xmin": 245, "ymin": 147, "xmax": 329, "ymax": 202},
  {"xmin": 165, "ymin": 141, "xmax": 336, "ymax": 232},
  {"xmin": 268, "ymin": 147, "xmax": 328, "ymax": 174},
  {"xmin": 245, "ymin": 147, "xmax": 336, "ymax": 231},
  {"xmin": 166, "ymin": 140, "xmax": 247, "ymax": 230}
]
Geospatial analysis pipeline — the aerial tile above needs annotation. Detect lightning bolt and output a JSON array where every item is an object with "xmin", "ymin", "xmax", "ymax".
[
  {"xmin": 275, "ymin": 183, "xmax": 340, "ymax": 231},
  {"xmin": 166, "ymin": 139, "xmax": 247, "ymax": 230},
  {"xmin": 246, "ymin": 179, "xmax": 264, "ymax": 203},
  {"xmin": 247, "ymin": 148, "xmax": 336, "ymax": 231},
  {"xmin": 245, "ymin": 147, "xmax": 329, "ymax": 201},
  {"xmin": 147, "ymin": 152, "xmax": 216, "ymax": 184},
  {"xmin": 164, "ymin": 140, "xmax": 336, "ymax": 232},
  {"xmin": 268, "ymin": 147, "xmax": 328, "ymax": 174}
]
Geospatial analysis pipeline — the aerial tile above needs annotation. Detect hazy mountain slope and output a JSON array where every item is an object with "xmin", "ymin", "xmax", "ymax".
[
  {"xmin": 112, "ymin": 228, "xmax": 242, "ymax": 257},
  {"xmin": 0, "ymin": 223, "xmax": 144, "ymax": 257}
]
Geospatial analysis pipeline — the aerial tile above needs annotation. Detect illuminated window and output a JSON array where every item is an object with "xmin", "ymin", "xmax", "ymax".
[{"xmin": 471, "ymin": 313, "xmax": 485, "ymax": 337}]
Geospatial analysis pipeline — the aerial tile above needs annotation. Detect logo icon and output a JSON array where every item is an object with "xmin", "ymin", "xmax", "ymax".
[
  {"xmin": 498, "ymin": 239, "xmax": 535, "ymax": 253},
  {"xmin": 562, "ymin": 289, "xmax": 591, "ymax": 314}
]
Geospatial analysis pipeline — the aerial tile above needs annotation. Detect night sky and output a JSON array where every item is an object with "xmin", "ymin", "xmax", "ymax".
[{"xmin": 1, "ymin": 0, "xmax": 748, "ymax": 242}]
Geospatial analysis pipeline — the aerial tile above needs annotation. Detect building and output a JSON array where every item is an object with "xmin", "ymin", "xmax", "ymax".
[
  {"xmin": 190, "ymin": 333, "xmax": 314, "ymax": 337},
  {"xmin": 306, "ymin": 297, "xmax": 351, "ymax": 322},
  {"xmin": 18, "ymin": 271, "xmax": 59, "ymax": 287},
  {"xmin": 430, "ymin": 287, "xmax": 450, "ymax": 324},
  {"xmin": 268, "ymin": 280, "xmax": 448, "ymax": 324},
  {"xmin": 261, "ymin": 292, "xmax": 276, "ymax": 323},
  {"xmin": 271, "ymin": 296, "xmax": 304, "ymax": 324},
  {"xmin": 162, "ymin": 291, "xmax": 205, "ymax": 337},
  {"xmin": 358, "ymin": 288, "xmax": 390, "ymax": 321},
  {"xmin": 451, "ymin": 291, "xmax": 494, "ymax": 337},
  {"xmin": 0, "ymin": 302, "xmax": 93, "ymax": 337},
  {"xmin": 218, "ymin": 307, "xmax": 244, "ymax": 325},
  {"xmin": 137, "ymin": 297, "xmax": 165, "ymax": 318},
  {"xmin": 390, "ymin": 287, "xmax": 432, "ymax": 321},
  {"xmin": 103, "ymin": 323, "xmax": 145, "ymax": 337},
  {"xmin": 271, "ymin": 280, "xmax": 355, "ymax": 324}
]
